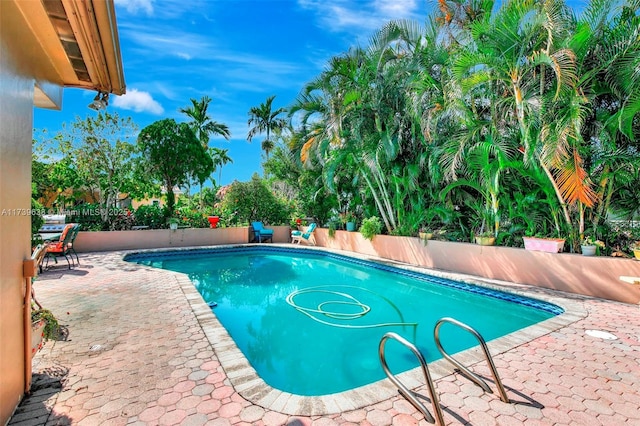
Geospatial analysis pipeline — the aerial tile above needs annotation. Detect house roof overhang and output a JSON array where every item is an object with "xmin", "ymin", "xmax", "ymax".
[{"xmin": 9, "ymin": 0, "xmax": 126, "ymax": 109}]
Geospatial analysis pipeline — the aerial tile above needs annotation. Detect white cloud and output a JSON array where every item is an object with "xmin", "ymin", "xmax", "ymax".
[
  {"xmin": 112, "ymin": 89, "xmax": 164, "ymax": 115},
  {"xmin": 376, "ymin": 0, "xmax": 418, "ymax": 16},
  {"xmin": 117, "ymin": 22, "xmax": 214, "ymax": 61},
  {"xmin": 114, "ymin": 0, "xmax": 154, "ymax": 15},
  {"xmin": 298, "ymin": 0, "xmax": 420, "ymax": 34}
]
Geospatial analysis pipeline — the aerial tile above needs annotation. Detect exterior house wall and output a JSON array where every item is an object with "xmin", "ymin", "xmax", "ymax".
[
  {"xmin": 313, "ymin": 229, "xmax": 640, "ymax": 305},
  {"xmin": 0, "ymin": 2, "xmax": 43, "ymax": 421},
  {"xmin": 1, "ymin": 1, "xmax": 124, "ymax": 422}
]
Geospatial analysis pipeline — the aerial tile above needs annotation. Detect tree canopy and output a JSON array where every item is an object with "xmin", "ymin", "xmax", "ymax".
[{"xmin": 137, "ymin": 118, "xmax": 214, "ymax": 216}]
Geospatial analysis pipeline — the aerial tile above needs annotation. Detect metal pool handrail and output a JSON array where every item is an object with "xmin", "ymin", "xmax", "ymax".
[
  {"xmin": 434, "ymin": 317, "xmax": 510, "ymax": 403},
  {"xmin": 378, "ymin": 332, "xmax": 445, "ymax": 425}
]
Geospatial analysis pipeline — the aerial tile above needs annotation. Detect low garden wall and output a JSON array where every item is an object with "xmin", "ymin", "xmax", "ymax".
[
  {"xmin": 313, "ymin": 228, "xmax": 640, "ymax": 305},
  {"xmin": 74, "ymin": 226, "xmax": 292, "ymax": 252},
  {"xmin": 72, "ymin": 226, "xmax": 640, "ymax": 305}
]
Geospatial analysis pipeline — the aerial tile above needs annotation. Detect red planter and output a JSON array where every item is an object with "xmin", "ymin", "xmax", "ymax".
[{"xmin": 207, "ymin": 216, "xmax": 220, "ymax": 229}]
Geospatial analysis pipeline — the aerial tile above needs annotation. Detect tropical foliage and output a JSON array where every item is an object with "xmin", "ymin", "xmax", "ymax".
[
  {"xmin": 32, "ymin": 112, "xmax": 138, "ymax": 229},
  {"xmin": 276, "ymin": 0, "xmax": 640, "ymax": 251},
  {"xmin": 30, "ymin": 0, "xmax": 640, "ymax": 256}
]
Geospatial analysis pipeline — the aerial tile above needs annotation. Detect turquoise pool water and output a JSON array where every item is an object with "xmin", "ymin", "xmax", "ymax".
[{"xmin": 127, "ymin": 247, "xmax": 561, "ymax": 396}]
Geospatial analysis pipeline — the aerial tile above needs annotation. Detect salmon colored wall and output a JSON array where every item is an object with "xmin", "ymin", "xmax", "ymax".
[
  {"xmin": 72, "ymin": 226, "xmax": 640, "ymax": 304},
  {"xmin": 1, "ymin": 2, "xmax": 41, "ymax": 421},
  {"xmin": 314, "ymin": 229, "xmax": 640, "ymax": 305},
  {"xmin": 73, "ymin": 226, "xmax": 292, "ymax": 252}
]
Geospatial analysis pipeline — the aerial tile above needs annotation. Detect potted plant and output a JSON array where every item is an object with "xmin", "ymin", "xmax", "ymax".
[
  {"xmin": 168, "ymin": 217, "xmax": 179, "ymax": 230},
  {"xmin": 631, "ymin": 241, "xmax": 640, "ymax": 260},
  {"xmin": 581, "ymin": 236, "xmax": 604, "ymax": 256},
  {"xmin": 418, "ymin": 227, "xmax": 433, "ymax": 241},
  {"xmin": 31, "ymin": 306, "xmax": 59, "ymax": 354},
  {"xmin": 360, "ymin": 216, "xmax": 383, "ymax": 241},
  {"xmin": 475, "ymin": 231, "xmax": 496, "ymax": 246},
  {"xmin": 341, "ymin": 212, "xmax": 357, "ymax": 232},
  {"xmin": 328, "ymin": 221, "xmax": 337, "ymax": 239}
]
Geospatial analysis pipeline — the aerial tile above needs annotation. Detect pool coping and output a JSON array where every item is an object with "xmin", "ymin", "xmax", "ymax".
[{"xmin": 124, "ymin": 243, "xmax": 588, "ymax": 416}]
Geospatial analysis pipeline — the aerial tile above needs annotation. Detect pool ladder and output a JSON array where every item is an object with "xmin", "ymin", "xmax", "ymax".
[{"xmin": 378, "ymin": 317, "xmax": 510, "ymax": 425}]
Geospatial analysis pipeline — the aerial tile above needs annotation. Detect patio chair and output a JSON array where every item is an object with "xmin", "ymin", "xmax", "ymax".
[
  {"xmin": 31, "ymin": 244, "xmax": 48, "ymax": 274},
  {"xmin": 67, "ymin": 224, "xmax": 81, "ymax": 265},
  {"xmin": 251, "ymin": 221, "xmax": 274, "ymax": 243},
  {"xmin": 44, "ymin": 223, "xmax": 75, "ymax": 269},
  {"xmin": 291, "ymin": 222, "xmax": 316, "ymax": 245}
]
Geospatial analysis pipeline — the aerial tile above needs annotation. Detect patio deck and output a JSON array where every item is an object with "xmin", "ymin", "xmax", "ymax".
[{"xmin": 10, "ymin": 248, "xmax": 640, "ymax": 425}]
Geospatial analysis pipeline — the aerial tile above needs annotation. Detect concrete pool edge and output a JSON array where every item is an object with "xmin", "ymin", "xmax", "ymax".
[{"xmin": 126, "ymin": 244, "xmax": 588, "ymax": 416}]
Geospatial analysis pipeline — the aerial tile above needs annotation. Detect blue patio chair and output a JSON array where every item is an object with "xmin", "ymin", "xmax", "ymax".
[
  {"xmin": 291, "ymin": 222, "xmax": 316, "ymax": 245},
  {"xmin": 251, "ymin": 221, "xmax": 274, "ymax": 243}
]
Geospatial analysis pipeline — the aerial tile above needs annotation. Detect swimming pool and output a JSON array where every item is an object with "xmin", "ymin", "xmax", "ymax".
[{"xmin": 127, "ymin": 246, "xmax": 562, "ymax": 397}]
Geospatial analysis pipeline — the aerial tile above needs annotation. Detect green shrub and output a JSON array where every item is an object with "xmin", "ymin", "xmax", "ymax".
[
  {"xmin": 174, "ymin": 207, "xmax": 210, "ymax": 228},
  {"xmin": 328, "ymin": 221, "xmax": 337, "ymax": 238},
  {"xmin": 67, "ymin": 204, "xmax": 103, "ymax": 231},
  {"xmin": 218, "ymin": 174, "xmax": 292, "ymax": 226},
  {"xmin": 360, "ymin": 216, "xmax": 383, "ymax": 240},
  {"xmin": 133, "ymin": 204, "xmax": 165, "ymax": 229},
  {"xmin": 31, "ymin": 197, "xmax": 45, "ymax": 247}
]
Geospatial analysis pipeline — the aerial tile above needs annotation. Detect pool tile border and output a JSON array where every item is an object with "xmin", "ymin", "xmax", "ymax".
[{"xmin": 126, "ymin": 244, "xmax": 587, "ymax": 416}]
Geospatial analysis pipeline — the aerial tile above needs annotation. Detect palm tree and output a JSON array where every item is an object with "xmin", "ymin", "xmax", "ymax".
[
  {"xmin": 209, "ymin": 147, "xmax": 233, "ymax": 186},
  {"xmin": 451, "ymin": 0, "xmax": 584, "ymax": 235},
  {"xmin": 180, "ymin": 96, "xmax": 231, "ymax": 205},
  {"xmin": 180, "ymin": 96, "xmax": 231, "ymax": 147},
  {"xmin": 247, "ymin": 95, "xmax": 287, "ymax": 159}
]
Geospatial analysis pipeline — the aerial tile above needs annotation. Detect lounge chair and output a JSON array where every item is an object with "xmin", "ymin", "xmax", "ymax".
[
  {"xmin": 291, "ymin": 222, "xmax": 316, "ymax": 245},
  {"xmin": 251, "ymin": 221, "xmax": 274, "ymax": 243}
]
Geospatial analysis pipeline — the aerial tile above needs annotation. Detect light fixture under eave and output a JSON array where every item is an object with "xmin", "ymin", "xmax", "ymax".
[{"xmin": 88, "ymin": 91, "xmax": 109, "ymax": 110}]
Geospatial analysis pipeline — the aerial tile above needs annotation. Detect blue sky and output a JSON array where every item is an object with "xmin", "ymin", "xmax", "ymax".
[
  {"xmin": 34, "ymin": 0, "xmax": 586, "ymax": 186},
  {"xmin": 34, "ymin": 0, "xmax": 432, "ymax": 186}
]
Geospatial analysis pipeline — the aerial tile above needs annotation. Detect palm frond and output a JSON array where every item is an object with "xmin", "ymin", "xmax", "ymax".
[{"xmin": 554, "ymin": 147, "xmax": 598, "ymax": 206}]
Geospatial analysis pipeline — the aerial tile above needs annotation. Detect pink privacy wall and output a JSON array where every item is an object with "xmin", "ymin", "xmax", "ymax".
[
  {"xmin": 72, "ymin": 226, "xmax": 640, "ymax": 304},
  {"xmin": 73, "ymin": 226, "xmax": 292, "ymax": 252},
  {"xmin": 314, "ymin": 229, "xmax": 640, "ymax": 305}
]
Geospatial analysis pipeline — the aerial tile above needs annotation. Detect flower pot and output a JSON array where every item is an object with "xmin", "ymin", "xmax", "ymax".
[
  {"xmin": 31, "ymin": 318, "xmax": 46, "ymax": 355},
  {"xmin": 581, "ymin": 245, "xmax": 597, "ymax": 256},
  {"xmin": 169, "ymin": 222, "xmax": 178, "ymax": 230},
  {"xmin": 523, "ymin": 237, "xmax": 565, "ymax": 253},
  {"xmin": 207, "ymin": 216, "xmax": 220, "ymax": 229},
  {"xmin": 419, "ymin": 232, "xmax": 433, "ymax": 240},
  {"xmin": 634, "ymin": 249, "xmax": 640, "ymax": 260},
  {"xmin": 475, "ymin": 236, "xmax": 495, "ymax": 246},
  {"xmin": 346, "ymin": 221, "xmax": 356, "ymax": 232}
]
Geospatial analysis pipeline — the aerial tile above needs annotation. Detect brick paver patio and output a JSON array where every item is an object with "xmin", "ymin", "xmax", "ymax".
[{"xmin": 9, "ymin": 248, "xmax": 640, "ymax": 425}]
